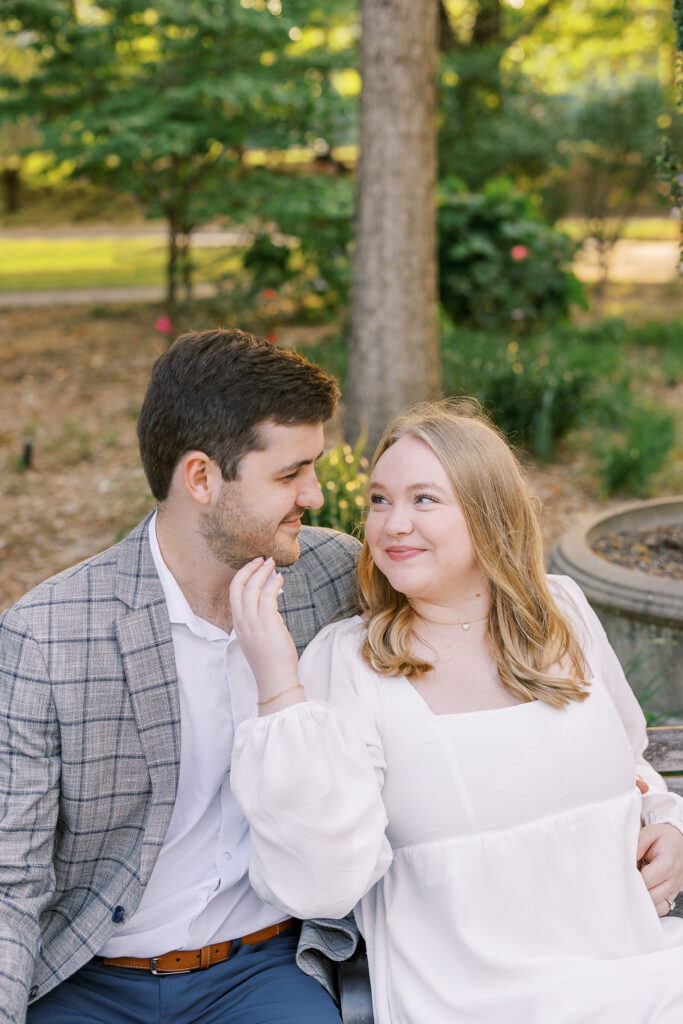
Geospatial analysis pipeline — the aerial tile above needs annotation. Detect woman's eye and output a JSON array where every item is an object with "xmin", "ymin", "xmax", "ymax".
[
  {"xmin": 369, "ymin": 493, "xmax": 388, "ymax": 505},
  {"xmin": 415, "ymin": 493, "xmax": 437, "ymax": 504}
]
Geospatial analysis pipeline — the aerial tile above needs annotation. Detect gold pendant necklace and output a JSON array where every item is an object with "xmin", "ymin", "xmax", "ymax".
[{"xmin": 415, "ymin": 611, "xmax": 489, "ymax": 632}]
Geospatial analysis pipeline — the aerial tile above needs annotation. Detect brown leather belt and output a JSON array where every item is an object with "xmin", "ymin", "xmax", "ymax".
[{"xmin": 101, "ymin": 918, "xmax": 296, "ymax": 975}]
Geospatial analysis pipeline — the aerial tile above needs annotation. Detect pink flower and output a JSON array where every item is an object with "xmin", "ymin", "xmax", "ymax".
[
  {"xmin": 155, "ymin": 316, "xmax": 173, "ymax": 335},
  {"xmin": 266, "ymin": 332, "xmax": 278, "ymax": 344},
  {"xmin": 510, "ymin": 245, "xmax": 529, "ymax": 261},
  {"xmin": 262, "ymin": 288, "xmax": 277, "ymax": 300}
]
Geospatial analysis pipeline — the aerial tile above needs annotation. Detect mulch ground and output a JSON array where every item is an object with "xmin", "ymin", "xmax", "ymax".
[
  {"xmin": 0, "ymin": 301, "xmax": 664, "ymax": 613},
  {"xmin": 592, "ymin": 525, "xmax": 683, "ymax": 581}
]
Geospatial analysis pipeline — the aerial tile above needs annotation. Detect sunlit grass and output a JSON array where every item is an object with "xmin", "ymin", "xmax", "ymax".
[
  {"xmin": 0, "ymin": 236, "xmax": 242, "ymax": 291},
  {"xmin": 558, "ymin": 216, "xmax": 680, "ymax": 241}
]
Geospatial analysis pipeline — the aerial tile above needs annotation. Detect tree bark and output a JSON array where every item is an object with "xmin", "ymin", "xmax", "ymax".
[
  {"xmin": 472, "ymin": 0, "xmax": 502, "ymax": 46},
  {"xmin": 1, "ymin": 168, "xmax": 20, "ymax": 214},
  {"xmin": 167, "ymin": 215, "xmax": 178, "ymax": 310},
  {"xmin": 347, "ymin": 0, "xmax": 441, "ymax": 449},
  {"xmin": 180, "ymin": 230, "xmax": 193, "ymax": 302}
]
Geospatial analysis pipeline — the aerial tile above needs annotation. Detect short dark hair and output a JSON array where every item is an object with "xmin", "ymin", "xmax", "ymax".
[{"xmin": 137, "ymin": 328, "xmax": 340, "ymax": 501}]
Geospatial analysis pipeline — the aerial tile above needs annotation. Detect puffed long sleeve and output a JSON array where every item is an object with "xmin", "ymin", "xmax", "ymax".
[
  {"xmin": 551, "ymin": 575, "xmax": 683, "ymax": 833},
  {"xmin": 231, "ymin": 618, "xmax": 393, "ymax": 920}
]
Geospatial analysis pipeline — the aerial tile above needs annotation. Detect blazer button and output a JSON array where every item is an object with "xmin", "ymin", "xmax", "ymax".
[
  {"xmin": 112, "ymin": 905, "xmax": 125, "ymax": 923},
  {"xmin": 29, "ymin": 986, "xmax": 38, "ymax": 1000}
]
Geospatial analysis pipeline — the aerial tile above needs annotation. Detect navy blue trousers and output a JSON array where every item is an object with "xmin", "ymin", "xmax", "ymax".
[{"xmin": 27, "ymin": 930, "xmax": 341, "ymax": 1024}]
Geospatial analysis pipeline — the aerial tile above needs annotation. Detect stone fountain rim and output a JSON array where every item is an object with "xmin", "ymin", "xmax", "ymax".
[{"xmin": 547, "ymin": 495, "xmax": 683, "ymax": 626}]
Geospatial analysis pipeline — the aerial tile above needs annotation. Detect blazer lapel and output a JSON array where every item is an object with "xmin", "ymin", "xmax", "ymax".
[{"xmin": 113, "ymin": 519, "xmax": 181, "ymax": 860}]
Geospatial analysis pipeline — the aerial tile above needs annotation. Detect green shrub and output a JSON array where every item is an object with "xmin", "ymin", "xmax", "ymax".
[
  {"xmin": 303, "ymin": 439, "xmax": 368, "ymax": 536},
  {"xmin": 438, "ymin": 177, "xmax": 585, "ymax": 333},
  {"xmin": 596, "ymin": 404, "xmax": 676, "ymax": 497},
  {"xmin": 242, "ymin": 234, "xmax": 291, "ymax": 289},
  {"xmin": 440, "ymin": 323, "xmax": 610, "ymax": 458},
  {"xmin": 299, "ymin": 319, "xmax": 679, "ymax": 494}
]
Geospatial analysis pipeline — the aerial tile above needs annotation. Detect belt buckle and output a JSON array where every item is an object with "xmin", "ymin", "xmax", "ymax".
[{"xmin": 149, "ymin": 956, "xmax": 195, "ymax": 976}]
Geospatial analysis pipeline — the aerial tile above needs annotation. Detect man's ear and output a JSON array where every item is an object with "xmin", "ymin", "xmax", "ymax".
[{"xmin": 179, "ymin": 451, "xmax": 223, "ymax": 506}]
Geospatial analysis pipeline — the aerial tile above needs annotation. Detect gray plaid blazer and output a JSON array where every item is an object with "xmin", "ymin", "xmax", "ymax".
[{"xmin": 0, "ymin": 516, "xmax": 362, "ymax": 1024}]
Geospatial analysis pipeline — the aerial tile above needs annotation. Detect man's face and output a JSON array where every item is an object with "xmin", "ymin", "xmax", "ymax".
[{"xmin": 200, "ymin": 420, "xmax": 325, "ymax": 568}]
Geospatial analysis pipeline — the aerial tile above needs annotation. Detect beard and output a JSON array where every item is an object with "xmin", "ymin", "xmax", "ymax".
[{"xmin": 199, "ymin": 484, "xmax": 304, "ymax": 570}]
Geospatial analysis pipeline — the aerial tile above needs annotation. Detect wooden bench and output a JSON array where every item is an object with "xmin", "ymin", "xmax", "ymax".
[{"xmin": 338, "ymin": 724, "xmax": 683, "ymax": 1023}]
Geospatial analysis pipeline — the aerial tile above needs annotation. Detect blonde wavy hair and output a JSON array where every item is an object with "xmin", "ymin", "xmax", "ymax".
[{"xmin": 358, "ymin": 399, "xmax": 589, "ymax": 708}]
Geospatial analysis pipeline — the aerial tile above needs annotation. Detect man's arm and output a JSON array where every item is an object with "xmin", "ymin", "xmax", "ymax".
[{"xmin": 0, "ymin": 606, "xmax": 61, "ymax": 1024}]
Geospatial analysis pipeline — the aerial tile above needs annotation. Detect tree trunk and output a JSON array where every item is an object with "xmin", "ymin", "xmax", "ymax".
[
  {"xmin": 167, "ymin": 216, "xmax": 178, "ymax": 310},
  {"xmin": 180, "ymin": 230, "xmax": 193, "ymax": 302},
  {"xmin": 2, "ymin": 168, "xmax": 21, "ymax": 214},
  {"xmin": 472, "ymin": 0, "xmax": 502, "ymax": 46},
  {"xmin": 346, "ymin": 0, "xmax": 441, "ymax": 450}
]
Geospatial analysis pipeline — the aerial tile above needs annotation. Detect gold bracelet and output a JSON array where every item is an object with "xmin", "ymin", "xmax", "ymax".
[{"xmin": 257, "ymin": 682, "xmax": 304, "ymax": 708}]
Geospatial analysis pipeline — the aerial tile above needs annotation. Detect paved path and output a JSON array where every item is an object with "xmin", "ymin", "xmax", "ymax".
[
  {"xmin": 575, "ymin": 239, "xmax": 680, "ymax": 285},
  {"xmin": 0, "ymin": 236, "xmax": 678, "ymax": 310},
  {"xmin": 0, "ymin": 281, "xmax": 218, "ymax": 309},
  {"xmin": 0, "ymin": 225, "xmax": 250, "ymax": 245}
]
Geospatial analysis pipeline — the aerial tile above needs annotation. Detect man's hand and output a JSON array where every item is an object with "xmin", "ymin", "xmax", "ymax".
[
  {"xmin": 230, "ymin": 556, "xmax": 303, "ymax": 714},
  {"xmin": 637, "ymin": 822, "xmax": 683, "ymax": 916}
]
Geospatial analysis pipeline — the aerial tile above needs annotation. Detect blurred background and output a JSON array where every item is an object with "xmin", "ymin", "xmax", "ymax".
[{"xmin": 0, "ymin": 0, "xmax": 681, "ymax": 611}]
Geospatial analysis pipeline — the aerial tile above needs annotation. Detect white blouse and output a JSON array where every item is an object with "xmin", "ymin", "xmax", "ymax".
[{"xmin": 232, "ymin": 576, "xmax": 683, "ymax": 1023}]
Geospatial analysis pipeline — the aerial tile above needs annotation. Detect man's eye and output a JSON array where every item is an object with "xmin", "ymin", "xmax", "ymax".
[{"xmin": 282, "ymin": 471, "xmax": 299, "ymax": 481}]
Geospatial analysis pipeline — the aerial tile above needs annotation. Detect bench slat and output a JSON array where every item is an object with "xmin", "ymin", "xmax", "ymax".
[{"xmin": 644, "ymin": 726, "xmax": 683, "ymax": 772}]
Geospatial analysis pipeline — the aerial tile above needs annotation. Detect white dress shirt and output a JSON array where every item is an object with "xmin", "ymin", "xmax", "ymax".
[{"xmin": 99, "ymin": 514, "xmax": 287, "ymax": 956}]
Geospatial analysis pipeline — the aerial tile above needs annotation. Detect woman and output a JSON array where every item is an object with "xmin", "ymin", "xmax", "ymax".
[{"xmin": 231, "ymin": 400, "xmax": 683, "ymax": 1023}]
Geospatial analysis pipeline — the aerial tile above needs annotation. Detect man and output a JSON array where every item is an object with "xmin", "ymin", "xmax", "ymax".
[{"xmin": 0, "ymin": 329, "xmax": 361, "ymax": 1024}]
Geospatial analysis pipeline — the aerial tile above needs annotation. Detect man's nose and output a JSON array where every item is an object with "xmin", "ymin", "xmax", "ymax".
[{"xmin": 298, "ymin": 471, "xmax": 324, "ymax": 511}]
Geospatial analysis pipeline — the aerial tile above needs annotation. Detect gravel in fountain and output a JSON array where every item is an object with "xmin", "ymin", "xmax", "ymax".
[{"xmin": 591, "ymin": 525, "xmax": 683, "ymax": 581}]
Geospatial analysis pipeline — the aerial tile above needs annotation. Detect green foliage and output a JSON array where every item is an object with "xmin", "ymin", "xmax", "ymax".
[
  {"xmin": 438, "ymin": 51, "xmax": 563, "ymax": 197},
  {"xmin": 441, "ymin": 322, "xmax": 605, "ymax": 458},
  {"xmin": 440, "ymin": 318, "xmax": 679, "ymax": 490},
  {"xmin": 563, "ymin": 82, "xmax": 675, "ymax": 254},
  {"xmin": 243, "ymin": 234, "xmax": 291, "ymax": 289},
  {"xmin": 596, "ymin": 404, "xmax": 676, "ymax": 497},
  {"xmin": 437, "ymin": 178, "xmax": 584, "ymax": 333},
  {"xmin": 302, "ymin": 438, "xmax": 368, "ymax": 536},
  {"xmin": 221, "ymin": 169, "xmax": 354, "ymax": 313},
  {"xmin": 0, "ymin": 0, "xmax": 356, "ymax": 301}
]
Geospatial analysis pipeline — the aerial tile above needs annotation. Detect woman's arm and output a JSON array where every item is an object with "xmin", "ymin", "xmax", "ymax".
[{"xmin": 230, "ymin": 558, "xmax": 392, "ymax": 919}]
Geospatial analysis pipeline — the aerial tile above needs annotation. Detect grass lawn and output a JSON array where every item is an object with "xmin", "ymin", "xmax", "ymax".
[
  {"xmin": 1, "ymin": 215, "xmax": 679, "ymax": 293},
  {"xmin": 0, "ymin": 236, "xmax": 242, "ymax": 291},
  {"xmin": 557, "ymin": 216, "xmax": 681, "ymax": 241}
]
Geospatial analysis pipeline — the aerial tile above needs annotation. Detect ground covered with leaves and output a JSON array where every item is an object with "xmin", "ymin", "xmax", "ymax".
[{"xmin": 1, "ymin": 301, "xmax": 640, "ymax": 612}]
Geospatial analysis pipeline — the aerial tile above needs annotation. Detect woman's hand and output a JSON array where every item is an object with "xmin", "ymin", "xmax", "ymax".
[
  {"xmin": 637, "ymin": 822, "xmax": 683, "ymax": 916},
  {"xmin": 230, "ymin": 556, "xmax": 303, "ymax": 714}
]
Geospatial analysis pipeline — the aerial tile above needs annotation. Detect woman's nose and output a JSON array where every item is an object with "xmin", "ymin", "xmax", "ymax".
[{"xmin": 385, "ymin": 504, "xmax": 413, "ymax": 535}]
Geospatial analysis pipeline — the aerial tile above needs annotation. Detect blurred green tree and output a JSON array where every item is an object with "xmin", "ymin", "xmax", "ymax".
[
  {"xmin": 565, "ymin": 81, "xmax": 675, "ymax": 296},
  {"xmin": 437, "ymin": 0, "xmax": 676, "ymax": 206},
  {"xmin": 0, "ymin": 0, "xmax": 355, "ymax": 307}
]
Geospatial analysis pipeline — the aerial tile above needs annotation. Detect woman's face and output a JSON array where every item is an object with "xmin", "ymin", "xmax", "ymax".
[{"xmin": 365, "ymin": 436, "xmax": 483, "ymax": 603}]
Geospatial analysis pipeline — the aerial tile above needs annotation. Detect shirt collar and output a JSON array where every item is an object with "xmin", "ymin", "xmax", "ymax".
[{"xmin": 148, "ymin": 512, "xmax": 231, "ymax": 642}]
